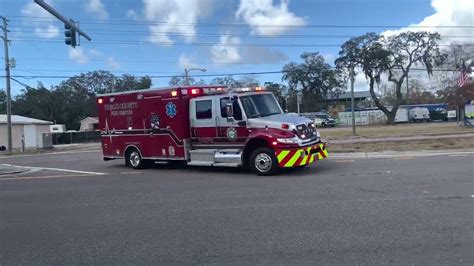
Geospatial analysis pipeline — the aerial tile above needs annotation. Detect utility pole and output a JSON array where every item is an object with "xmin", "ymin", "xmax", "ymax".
[
  {"xmin": 1, "ymin": 16, "xmax": 12, "ymax": 155},
  {"xmin": 350, "ymin": 67, "xmax": 356, "ymax": 135},
  {"xmin": 184, "ymin": 68, "xmax": 206, "ymax": 86},
  {"xmin": 406, "ymin": 73, "xmax": 410, "ymax": 123},
  {"xmin": 297, "ymin": 91, "xmax": 302, "ymax": 114}
]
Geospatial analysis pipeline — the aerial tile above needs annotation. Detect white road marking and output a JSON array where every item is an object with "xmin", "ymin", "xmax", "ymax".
[
  {"xmin": 448, "ymin": 154, "xmax": 470, "ymax": 157},
  {"xmin": 334, "ymin": 160, "xmax": 355, "ymax": 163},
  {"xmin": 120, "ymin": 171, "xmax": 142, "ymax": 175},
  {"xmin": 1, "ymin": 174, "xmax": 109, "ymax": 181},
  {"xmin": 2, "ymin": 164, "xmax": 106, "ymax": 176},
  {"xmin": 0, "ymin": 149, "xmax": 101, "ymax": 159}
]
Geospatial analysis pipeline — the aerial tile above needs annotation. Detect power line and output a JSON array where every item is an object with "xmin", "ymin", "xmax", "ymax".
[
  {"xmin": 10, "ymin": 16, "xmax": 474, "ymax": 28},
  {"xmin": 9, "ymin": 29, "xmax": 474, "ymax": 40},
  {"xmin": 8, "ymin": 38, "xmax": 471, "ymax": 48},
  {"xmin": 2, "ymin": 68, "xmax": 465, "ymax": 80}
]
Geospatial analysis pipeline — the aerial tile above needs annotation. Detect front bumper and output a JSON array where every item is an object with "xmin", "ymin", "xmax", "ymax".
[{"xmin": 275, "ymin": 142, "xmax": 328, "ymax": 168}]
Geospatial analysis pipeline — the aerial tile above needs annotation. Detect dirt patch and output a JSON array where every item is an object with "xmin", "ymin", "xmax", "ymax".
[{"xmin": 320, "ymin": 122, "xmax": 474, "ymax": 139}]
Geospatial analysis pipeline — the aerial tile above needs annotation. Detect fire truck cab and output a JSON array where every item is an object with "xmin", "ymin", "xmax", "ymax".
[{"xmin": 97, "ymin": 86, "xmax": 328, "ymax": 175}]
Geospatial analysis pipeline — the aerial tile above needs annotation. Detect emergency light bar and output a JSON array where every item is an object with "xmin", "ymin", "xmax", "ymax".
[
  {"xmin": 232, "ymin": 86, "xmax": 267, "ymax": 93},
  {"xmin": 179, "ymin": 87, "xmax": 228, "ymax": 96}
]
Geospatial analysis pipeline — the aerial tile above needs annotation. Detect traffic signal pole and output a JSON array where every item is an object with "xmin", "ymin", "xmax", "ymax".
[
  {"xmin": 34, "ymin": 0, "xmax": 92, "ymax": 46},
  {"xmin": 1, "ymin": 16, "xmax": 12, "ymax": 155}
]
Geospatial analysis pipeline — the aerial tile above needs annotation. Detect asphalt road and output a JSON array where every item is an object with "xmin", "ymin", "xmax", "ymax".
[{"xmin": 1, "ymin": 150, "xmax": 473, "ymax": 265}]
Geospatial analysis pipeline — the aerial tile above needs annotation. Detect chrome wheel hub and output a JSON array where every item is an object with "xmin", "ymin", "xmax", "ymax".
[
  {"xmin": 255, "ymin": 153, "xmax": 272, "ymax": 173},
  {"xmin": 130, "ymin": 151, "xmax": 141, "ymax": 167}
]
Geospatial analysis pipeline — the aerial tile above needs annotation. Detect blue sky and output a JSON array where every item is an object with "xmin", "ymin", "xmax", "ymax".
[{"xmin": 0, "ymin": 0, "xmax": 471, "ymax": 95}]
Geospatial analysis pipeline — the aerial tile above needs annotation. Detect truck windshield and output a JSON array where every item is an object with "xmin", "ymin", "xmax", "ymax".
[{"xmin": 239, "ymin": 94, "xmax": 282, "ymax": 118}]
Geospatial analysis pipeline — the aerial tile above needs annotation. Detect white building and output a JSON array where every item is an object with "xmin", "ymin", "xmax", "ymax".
[
  {"xmin": 0, "ymin": 115, "xmax": 53, "ymax": 150},
  {"xmin": 79, "ymin": 117, "xmax": 99, "ymax": 132}
]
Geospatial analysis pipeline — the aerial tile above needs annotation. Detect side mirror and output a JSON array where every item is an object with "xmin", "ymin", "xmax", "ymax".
[
  {"xmin": 237, "ymin": 121, "xmax": 247, "ymax": 127},
  {"xmin": 225, "ymin": 103, "xmax": 234, "ymax": 119}
]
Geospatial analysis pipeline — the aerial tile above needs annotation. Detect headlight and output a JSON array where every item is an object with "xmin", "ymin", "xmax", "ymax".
[{"xmin": 276, "ymin": 137, "xmax": 299, "ymax": 144}]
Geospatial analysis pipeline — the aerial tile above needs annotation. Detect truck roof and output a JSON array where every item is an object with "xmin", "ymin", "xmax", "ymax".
[{"xmin": 97, "ymin": 85, "xmax": 226, "ymax": 97}]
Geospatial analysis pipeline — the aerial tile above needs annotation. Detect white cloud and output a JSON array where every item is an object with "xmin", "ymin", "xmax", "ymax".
[
  {"xmin": 69, "ymin": 47, "xmax": 89, "ymax": 64},
  {"xmin": 178, "ymin": 53, "xmax": 200, "ymax": 69},
  {"xmin": 84, "ymin": 0, "xmax": 109, "ymax": 20},
  {"xmin": 127, "ymin": 9, "xmax": 138, "ymax": 20},
  {"xmin": 383, "ymin": 0, "xmax": 474, "ymax": 43},
  {"xmin": 210, "ymin": 33, "xmax": 288, "ymax": 65},
  {"xmin": 107, "ymin": 57, "xmax": 121, "ymax": 70},
  {"xmin": 211, "ymin": 34, "xmax": 242, "ymax": 64},
  {"xmin": 142, "ymin": 0, "xmax": 212, "ymax": 45},
  {"xmin": 21, "ymin": 1, "xmax": 59, "ymax": 39},
  {"xmin": 34, "ymin": 25, "xmax": 60, "ymax": 38},
  {"xmin": 236, "ymin": 0, "xmax": 306, "ymax": 36}
]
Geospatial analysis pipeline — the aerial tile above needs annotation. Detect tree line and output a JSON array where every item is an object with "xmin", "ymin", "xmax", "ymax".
[{"xmin": 1, "ymin": 31, "xmax": 472, "ymax": 127}]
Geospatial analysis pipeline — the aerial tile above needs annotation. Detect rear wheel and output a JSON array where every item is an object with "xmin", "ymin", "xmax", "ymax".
[
  {"xmin": 126, "ymin": 148, "xmax": 146, "ymax": 169},
  {"xmin": 249, "ymin": 147, "xmax": 279, "ymax": 176}
]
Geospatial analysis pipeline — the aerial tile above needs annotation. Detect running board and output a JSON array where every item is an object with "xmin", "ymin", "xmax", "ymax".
[{"xmin": 188, "ymin": 149, "xmax": 242, "ymax": 167}]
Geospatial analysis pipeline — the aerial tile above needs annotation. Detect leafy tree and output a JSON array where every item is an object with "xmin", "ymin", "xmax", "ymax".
[
  {"xmin": 336, "ymin": 31, "xmax": 445, "ymax": 124},
  {"xmin": 0, "ymin": 89, "xmax": 6, "ymax": 113},
  {"xmin": 12, "ymin": 71, "xmax": 152, "ymax": 130},
  {"xmin": 211, "ymin": 75, "xmax": 260, "ymax": 88},
  {"xmin": 115, "ymin": 74, "xmax": 152, "ymax": 91},
  {"xmin": 264, "ymin": 82, "xmax": 288, "ymax": 111},
  {"xmin": 12, "ymin": 83, "xmax": 63, "ymax": 123},
  {"xmin": 283, "ymin": 52, "xmax": 341, "ymax": 112}
]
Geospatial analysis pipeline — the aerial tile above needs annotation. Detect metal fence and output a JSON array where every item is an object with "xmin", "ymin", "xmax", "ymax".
[{"xmin": 52, "ymin": 131, "xmax": 101, "ymax": 145}]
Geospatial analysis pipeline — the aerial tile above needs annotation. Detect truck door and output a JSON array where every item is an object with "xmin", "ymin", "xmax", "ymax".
[
  {"xmin": 216, "ymin": 96, "xmax": 248, "ymax": 147},
  {"xmin": 190, "ymin": 98, "xmax": 218, "ymax": 147}
]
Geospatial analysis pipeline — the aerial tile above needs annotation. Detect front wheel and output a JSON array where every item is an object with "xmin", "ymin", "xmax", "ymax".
[
  {"xmin": 126, "ymin": 148, "xmax": 146, "ymax": 169},
  {"xmin": 249, "ymin": 147, "xmax": 279, "ymax": 176}
]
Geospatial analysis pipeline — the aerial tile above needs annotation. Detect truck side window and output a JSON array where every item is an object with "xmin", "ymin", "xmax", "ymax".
[
  {"xmin": 196, "ymin": 100, "xmax": 212, "ymax": 119},
  {"xmin": 220, "ymin": 97, "xmax": 243, "ymax": 120}
]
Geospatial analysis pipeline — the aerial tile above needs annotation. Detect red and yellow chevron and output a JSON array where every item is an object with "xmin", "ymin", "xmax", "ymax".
[{"xmin": 276, "ymin": 143, "xmax": 328, "ymax": 168}]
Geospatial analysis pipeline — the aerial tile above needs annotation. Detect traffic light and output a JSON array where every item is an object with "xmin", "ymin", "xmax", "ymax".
[{"xmin": 64, "ymin": 23, "xmax": 77, "ymax": 47}]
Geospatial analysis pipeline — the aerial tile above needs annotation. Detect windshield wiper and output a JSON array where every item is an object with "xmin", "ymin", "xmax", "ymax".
[{"xmin": 261, "ymin": 112, "xmax": 280, "ymax": 117}]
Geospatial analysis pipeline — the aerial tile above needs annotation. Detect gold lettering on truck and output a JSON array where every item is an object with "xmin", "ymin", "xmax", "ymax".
[{"xmin": 105, "ymin": 102, "xmax": 138, "ymax": 116}]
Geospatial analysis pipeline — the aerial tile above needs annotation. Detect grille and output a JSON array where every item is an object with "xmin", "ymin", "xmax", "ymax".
[{"xmin": 295, "ymin": 123, "xmax": 315, "ymax": 140}]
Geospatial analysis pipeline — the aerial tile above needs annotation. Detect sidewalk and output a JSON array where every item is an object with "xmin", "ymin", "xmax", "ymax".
[
  {"xmin": 331, "ymin": 149, "xmax": 474, "ymax": 159},
  {"xmin": 329, "ymin": 132, "xmax": 474, "ymax": 144}
]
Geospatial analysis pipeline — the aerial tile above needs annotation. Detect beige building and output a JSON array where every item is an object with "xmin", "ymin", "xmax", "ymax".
[
  {"xmin": 79, "ymin": 117, "xmax": 99, "ymax": 132},
  {"xmin": 0, "ymin": 115, "xmax": 53, "ymax": 150}
]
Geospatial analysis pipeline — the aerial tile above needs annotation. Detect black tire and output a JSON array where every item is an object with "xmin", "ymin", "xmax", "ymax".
[
  {"xmin": 321, "ymin": 122, "xmax": 326, "ymax": 128},
  {"xmin": 249, "ymin": 147, "xmax": 279, "ymax": 176},
  {"xmin": 125, "ymin": 148, "xmax": 146, "ymax": 169}
]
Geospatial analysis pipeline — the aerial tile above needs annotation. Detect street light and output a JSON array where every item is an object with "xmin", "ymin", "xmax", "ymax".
[{"xmin": 184, "ymin": 68, "xmax": 206, "ymax": 85}]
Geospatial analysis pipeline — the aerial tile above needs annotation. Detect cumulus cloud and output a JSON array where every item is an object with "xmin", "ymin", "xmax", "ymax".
[
  {"xmin": 107, "ymin": 57, "xmax": 121, "ymax": 70},
  {"xmin": 142, "ymin": 0, "xmax": 212, "ymax": 45},
  {"xmin": 236, "ymin": 0, "xmax": 306, "ymax": 36},
  {"xmin": 68, "ymin": 48, "xmax": 120, "ymax": 69},
  {"xmin": 211, "ymin": 34, "xmax": 242, "ymax": 64},
  {"xmin": 210, "ymin": 33, "xmax": 288, "ymax": 65},
  {"xmin": 84, "ymin": 0, "xmax": 109, "ymax": 20},
  {"xmin": 383, "ymin": 0, "xmax": 474, "ymax": 44},
  {"xmin": 34, "ymin": 25, "xmax": 60, "ymax": 39},
  {"xmin": 127, "ymin": 9, "xmax": 138, "ymax": 20},
  {"xmin": 69, "ymin": 47, "xmax": 89, "ymax": 64},
  {"xmin": 21, "ymin": 1, "xmax": 59, "ymax": 38}
]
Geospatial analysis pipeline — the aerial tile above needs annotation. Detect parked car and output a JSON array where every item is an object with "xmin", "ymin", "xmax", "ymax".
[
  {"xmin": 429, "ymin": 107, "xmax": 448, "ymax": 122},
  {"xmin": 409, "ymin": 107, "xmax": 430, "ymax": 122},
  {"xmin": 314, "ymin": 113, "xmax": 336, "ymax": 127}
]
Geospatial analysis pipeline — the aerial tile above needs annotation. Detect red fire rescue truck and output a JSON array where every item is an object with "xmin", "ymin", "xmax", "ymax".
[{"xmin": 97, "ymin": 86, "xmax": 328, "ymax": 175}]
